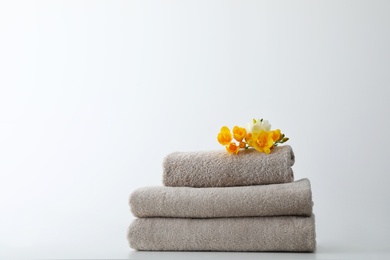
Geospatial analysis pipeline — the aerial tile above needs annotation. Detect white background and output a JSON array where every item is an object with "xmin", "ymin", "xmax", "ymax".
[{"xmin": 1, "ymin": 1, "xmax": 390, "ymax": 259}]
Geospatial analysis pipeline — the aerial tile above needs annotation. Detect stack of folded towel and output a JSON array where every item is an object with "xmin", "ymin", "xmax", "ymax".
[{"xmin": 128, "ymin": 145, "xmax": 316, "ymax": 252}]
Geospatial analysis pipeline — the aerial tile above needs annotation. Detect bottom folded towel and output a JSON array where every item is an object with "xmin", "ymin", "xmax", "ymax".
[{"xmin": 128, "ymin": 216, "xmax": 316, "ymax": 252}]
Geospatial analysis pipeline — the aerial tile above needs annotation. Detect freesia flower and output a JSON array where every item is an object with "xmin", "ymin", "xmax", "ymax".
[
  {"xmin": 247, "ymin": 119, "xmax": 271, "ymax": 134},
  {"xmin": 217, "ymin": 118, "xmax": 288, "ymax": 154},
  {"xmin": 248, "ymin": 131, "xmax": 274, "ymax": 154},
  {"xmin": 226, "ymin": 142, "xmax": 239, "ymax": 154},
  {"xmin": 271, "ymin": 129, "xmax": 281, "ymax": 142},
  {"xmin": 233, "ymin": 126, "xmax": 247, "ymax": 142},
  {"xmin": 244, "ymin": 133, "xmax": 252, "ymax": 142},
  {"xmin": 217, "ymin": 126, "xmax": 232, "ymax": 146}
]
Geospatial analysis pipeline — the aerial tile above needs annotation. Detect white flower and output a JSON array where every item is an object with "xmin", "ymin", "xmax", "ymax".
[{"xmin": 246, "ymin": 119, "xmax": 271, "ymax": 133}]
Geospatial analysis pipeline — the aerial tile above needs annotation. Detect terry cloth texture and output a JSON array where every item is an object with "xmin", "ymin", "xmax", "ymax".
[
  {"xmin": 128, "ymin": 215, "xmax": 316, "ymax": 252},
  {"xmin": 163, "ymin": 145, "xmax": 295, "ymax": 187},
  {"xmin": 130, "ymin": 178, "xmax": 312, "ymax": 218}
]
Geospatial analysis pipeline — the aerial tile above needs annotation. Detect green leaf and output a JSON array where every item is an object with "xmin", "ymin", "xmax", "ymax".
[{"xmin": 282, "ymin": 137, "xmax": 289, "ymax": 143}]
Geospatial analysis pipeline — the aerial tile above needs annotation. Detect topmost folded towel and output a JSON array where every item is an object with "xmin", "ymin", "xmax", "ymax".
[{"xmin": 163, "ymin": 145, "xmax": 295, "ymax": 187}]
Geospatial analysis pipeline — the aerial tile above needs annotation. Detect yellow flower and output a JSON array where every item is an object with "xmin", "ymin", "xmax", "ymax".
[
  {"xmin": 247, "ymin": 131, "xmax": 274, "ymax": 154},
  {"xmin": 233, "ymin": 126, "xmax": 247, "ymax": 142},
  {"xmin": 244, "ymin": 133, "xmax": 252, "ymax": 143},
  {"xmin": 226, "ymin": 142, "xmax": 239, "ymax": 154},
  {"xmin": 217, "ymin": 118, "xmax": 288, "ymax": 155},
  {"xmin": 217, "ymin": 126, "xmax": 232, "ymax": 145},
  {"xmin": 271, "ymin": 129, "xmax": 281, "ymax": 142}
]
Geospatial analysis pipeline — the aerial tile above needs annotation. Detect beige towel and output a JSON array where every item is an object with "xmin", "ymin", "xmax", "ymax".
[
  {"xmin": 130, "ymin": 179, "xmax": 312, "ymax": 218},
  {"xmin": 163, "ymin": 145, "xmax": 295, "ymax": 187},
  {"xmin": 128, "ymin": 215, "xmax": 316, "ymax": 252}
]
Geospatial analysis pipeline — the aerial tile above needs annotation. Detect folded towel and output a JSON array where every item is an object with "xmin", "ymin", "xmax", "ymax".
[
  {"xmin": 128, "ymin": 215, "xmax": 316, "ymax": 252},
  {"xmin": 130, "ymin": 178, "xmax": 312, "ymax": 218},
  {"xmin": 163, "ymin": 145, "xmax": 295, "ymax": 187}
]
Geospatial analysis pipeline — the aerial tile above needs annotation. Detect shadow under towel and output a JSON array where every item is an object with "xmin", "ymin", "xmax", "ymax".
[
  {"xmin": 130, "ymin": 179, "xmax": 312, "ymax": 218},
  {"xmin": 163, "ymin": 145, "xmax": 295, "ymax": 187},
  {"xmin": 128, "ymin": 216, "xmax": 316, "ymax": 252}
]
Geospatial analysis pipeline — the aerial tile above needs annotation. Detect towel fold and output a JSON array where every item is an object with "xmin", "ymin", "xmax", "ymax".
[
  {"xmin": 128, "ymin": 215, "xmax": 316, "ymax": 252},
  {"xmin": 163, "ymin": 145, "xmax": 295, "ymax": 187},
  {"xmin": 130, "ymin": 178, "xmax": 312, "ymax": 218}
]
